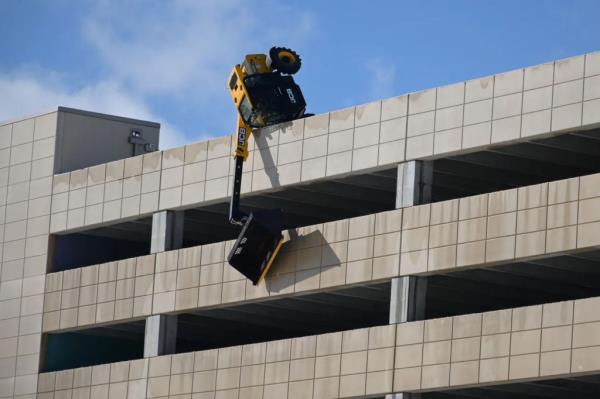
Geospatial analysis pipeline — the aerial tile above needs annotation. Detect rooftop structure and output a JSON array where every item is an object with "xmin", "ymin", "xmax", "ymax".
[{"xmin": 1, "ymin": 52, "xmax": 600, "ymax": 398}]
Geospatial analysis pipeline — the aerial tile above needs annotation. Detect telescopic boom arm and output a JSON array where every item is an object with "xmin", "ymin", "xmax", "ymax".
[{"xmin": 229, "ymin": 116, "xmax": 250, "ymax": 226}]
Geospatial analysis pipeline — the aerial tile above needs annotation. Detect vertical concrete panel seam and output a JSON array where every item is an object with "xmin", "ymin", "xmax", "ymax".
[
  {"xmin": 453, "ymin": 199, "xmax": 460, "ymax": 275},
  {"xmin": 375, "ymin": 101, "xmax": 383, "ymax": 169},
  {"xmin": 504, "ymin": 308, "xmax": 514, "ymax": 385},
  {"xmin": 337, "ymin": 112, "xmax": 348, "ymax": 177},
  {"xmin": 537, "ymin": 301, "xmax": 545, "ymax": 379},
  {"xmin": 517, "ymin": 69, "xmax": 524, "ymax": 138},
  {"xmin": 568, "ymin": 300, "xmax": 575, "ymax": 374},
  {"xmin": 430, "ymin": 88, "xmax": 439, "ymax": 156},
  {"xmin": 272, "ymin": 130, "xmax": 280, "ymax": 191},
  {"xmin": 261, "ymin": 342, "xmax": 269, "ymax": 397},
  {"xmin": 512, "ymin": 190, "xmax": 519, "ymax": 260},
  {"xmin": 343, "ymin": 211, "xmax": 351, "ymax": 286},
  {"xmin": 81, "ymin": 169, "xmax": 88, "ymax": 226},
  {"xmin": 0, "ymin": 123, "xmax": 13, "ymax": 278},
  {"xmin": 420, "ymin": 200, "xmax": 431, "ymax": 273},
  {"xmin": 165, "ymin": 353, "xmax": 173, "ymax": 398},
  {"xmin": 219, "ymin": 243, "xmax": 226, "ymax": 305},
  {"xmin": 52, "ymin": 111, "xmax": 60, "ymax": 176},
  {"xmin": 580, "ymin": 55, "xmax": 588, "ymax": 130},
  {"xmin": 236, "ymin": 340, "xmax": 243, "ymax": 399},
  {"xmin": 396, "ymin": 209, "xmax": 404, "ymax": 279},
  {"xmin": 455, "ymin": 82, "xmax": 467, "ymax": 152},
  {"xmin": 402, "ymin": 98, "xmax": 409, "ymax": 163},
  {"xmin": 364, "ymin": 324, "xmax": 372, "ymax": 397},
  {"xmin": 446, "ymin": 314, "xmax": 454, "ymax": 388},
  {"xmin": 518, "ymin": 68, "xmax": 526, "ymax": 140},
  {"xmin": 369, "ymin": 218, "xmax": 376, "ymax": 282},
  {"xmin": 54, "ymin": 112, "xmax": 64, "ymax": 175},
  {"xmin": 5, "ymin": 120, "xmax": 17, "ymax": 397},
  {"xmin": 389, "ymin": 318, "xmax": 398, "ymax": 396},
  {"xmin": 150, "ymin": 247, "xmax": 159, "ymax": 316},
  {"xmin": 131, "ymin": 258, "xmax": 140, "ymax": 319},
  {"xmin": 542, "ymin": 181, "xmax": 550, "ymax": 259},
  {"xmin": 575, "ymin": 177, "xmax": 581, "ymax": 249},
  {"xmin": 476, "ymin": 311, "xmax": 483, "ymax": 385},
  {"xmin": 24, "ymin": 118, "xmax": 35, "ymax": 226},
  {"xmin": 226, "ymin": 139, "xmax": 233, "ymax": 199},
  {"xmin": 150, "ymin": 254, "xmax": 159, "ymax": 302},
  {"xmin": 395, "ymin": 163, "xmax": 403, "ymax": 210},
  {"xmin": 174, "ymin": 248, "xmax": 182, "ymax": 309},
  {"xmin": 549, "ymin": 61, "xmax": 556, "ymax": 136},
  {"xmin": 157, "ymin": 151, "xmax": 165, "ymax": 211},
  {"xmin": 298, "ymin": 121, "xmax": 306, "ymax": 183},
  {"xmin": 418, "ymin": 315, "xmax": 425, "ymax": 390},
  {"xmin": 482, "ymin": 194, "xmax": 489, "ymax": 266},
  {"xmin": 488, "ymin": 74, "xmax": 496, "ymax": 148},
  {"xmin": 321, "ymin": 113, "xmax": 331, "ymax": 179}
]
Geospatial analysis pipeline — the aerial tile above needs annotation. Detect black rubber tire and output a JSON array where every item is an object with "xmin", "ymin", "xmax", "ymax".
[{"xmin": 267, "ymin": 47, "xmax": 302, "ymax": 75}]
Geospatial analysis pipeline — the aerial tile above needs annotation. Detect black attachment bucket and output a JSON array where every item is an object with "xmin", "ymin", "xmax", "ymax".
[{"xmin": 227, "ymin": 209, "xmax": 283, "ymax": 285}]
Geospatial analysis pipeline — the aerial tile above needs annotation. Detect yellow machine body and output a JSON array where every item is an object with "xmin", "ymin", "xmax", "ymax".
[{"xmin": 228, "ymin": 54, "xmax": 273, "ymax": 162}]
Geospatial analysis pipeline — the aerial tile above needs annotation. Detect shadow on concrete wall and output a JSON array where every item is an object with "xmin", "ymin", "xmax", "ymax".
[
  {"xmin": 254, "ymin": 123, "xmax": 343, "ymax": 290},
  {"xmin": 266, "ymin": 229, "xmax": 343, "ymax": 292},
  {"xmin": 253, "ymin": 122, "xmax": 293, "ymax": 189}
]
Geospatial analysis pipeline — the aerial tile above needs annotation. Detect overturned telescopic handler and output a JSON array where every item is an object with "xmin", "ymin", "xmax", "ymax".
[{"xmin": 226, "ymin": 47, "xmax": 308, "ymax": 285}]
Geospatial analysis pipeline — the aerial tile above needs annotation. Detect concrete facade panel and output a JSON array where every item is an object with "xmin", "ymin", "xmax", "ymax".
[
  {"xmin": 36, "ymin": 170, "xmax": 600, "ymax": 336},
  {"xmin": 35, "ymin": 297, "xmax": 600, "ymax": 398},
  {"xmin": 43, "ymin": 51, "xmax": 600, "ymax": 236}
]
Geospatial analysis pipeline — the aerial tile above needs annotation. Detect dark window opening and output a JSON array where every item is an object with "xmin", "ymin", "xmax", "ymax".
[
  {"xmin": 423, "ymin": 249, "xmax": 600, "ymax": 319},
  {"xmin": 180, "ymin": 170, "xmax": 397, "ymax": 248},
  {"xmin": 175, "ymin": 282, "xmax": 391, "ymax": 353},
  {"xmin": 430, "ymin": 128, "xmax": 600, "ymax": 202},
  {"xmin": 421, "ymin": 375, "xmax": 600, "ymax": 398},
  {"xmin": 50, "ymin": 216, "xmax": 152, "ymax": 272},
  {"xmin": 41, "ymin": 320, "xmax": 145, "ymax": 372}
]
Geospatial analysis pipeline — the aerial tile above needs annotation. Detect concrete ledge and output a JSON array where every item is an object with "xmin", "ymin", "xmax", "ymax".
[
  {"xmin": 48, "ymin": 51, "xmax": 600, "ymax": 235},
  {"xmin": 36, "ymin": 296, "xmax": 600, "ymax": 398},
  {"xmin": 42, "ymin": 171, "xmax": 600, "ymax": 333}
]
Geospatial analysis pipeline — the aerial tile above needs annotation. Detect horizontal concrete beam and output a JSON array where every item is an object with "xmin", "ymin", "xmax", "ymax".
[
  {"xmin": 37, "ymin": 296, "xmax": 600, "ymax": 398},
  {"xmin": 42, "ymin": 172, "xmax": 600, "ymax": 333},
  {"xmin": 47, "ymin": 52, "xmax": 600, "ymax": 235}
]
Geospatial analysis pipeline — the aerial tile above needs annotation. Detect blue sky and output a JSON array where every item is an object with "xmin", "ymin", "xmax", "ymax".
[{"xmin": 1, "ymin": 0, "xmax": 599, "ymax": 149}]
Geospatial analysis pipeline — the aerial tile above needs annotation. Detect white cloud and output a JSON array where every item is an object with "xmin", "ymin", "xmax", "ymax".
[
  {"xmin": 0, "ymin": 70, "xmax": 188, "ymax": 149},
  {"xmin": 84, "ymin": 1, "xmax": 242, "ymax": 96},
  {"xmin": 83, "ymin": 0, "xmax": 315, "ymax": 99},
  {"xmin": 1, "ymin": 1, "xmax": 316, "ymax": 149},
  {"xmin": 364, "ymin": 57, "xmax": 397, "ymax": 100}
]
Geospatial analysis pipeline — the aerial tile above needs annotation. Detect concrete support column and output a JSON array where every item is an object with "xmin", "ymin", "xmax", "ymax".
[
  {"xmin": 151, "ymin": 210, "xmax": 184, "ymax": 253},
  {"xmin": 386, "ymin": 394, "xmax": 422, "ymax": 399},
  {"xmin": 396, "ymin": 160, "xmax": 433, "ymax": 209},
  {"xmin": 386, "ymin": 276, "xmax": 427, "ymax": 399},
  {"xmin": 144, "ymin": 211, "xmax": 183, "ymax": 357},
  {"xmin": 144, "ymin": 314, "xmax": 178, "ymax": 357},
  {"xmin": 389, "ymin": 276, "xmax": 428, "ymax": 324},
  {"xmin": 389, "ymin": 161, "xmax": 430, "ymax": 398},
  {"xmin": 393, "ymin": 158, "xmax": 430, "ymax": 323}
]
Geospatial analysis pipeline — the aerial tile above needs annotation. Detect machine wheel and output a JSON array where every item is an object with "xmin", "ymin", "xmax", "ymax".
[{"xmin": 267, "ymin": 47, "xmax": 302, "ymax": 74}]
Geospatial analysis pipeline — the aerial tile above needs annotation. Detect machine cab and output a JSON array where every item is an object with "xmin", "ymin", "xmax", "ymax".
[{"xmin": 228, "ymin": 50, "xmax": 307, "ymax": 128}]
